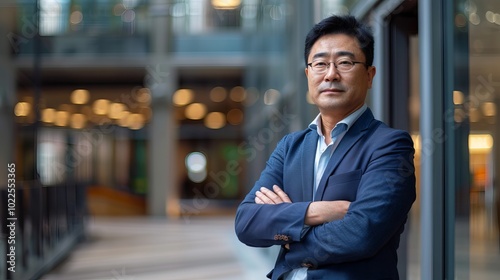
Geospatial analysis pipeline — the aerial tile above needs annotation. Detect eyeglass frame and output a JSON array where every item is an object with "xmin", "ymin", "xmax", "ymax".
[{"xmin": 307, "ymin": 59, "xmax": 367, "ymax": 74}]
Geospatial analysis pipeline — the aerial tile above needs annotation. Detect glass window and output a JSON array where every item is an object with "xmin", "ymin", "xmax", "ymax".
[{"xmin": 466, "ymin": 0, "xmax": 500, "ymax": 278}]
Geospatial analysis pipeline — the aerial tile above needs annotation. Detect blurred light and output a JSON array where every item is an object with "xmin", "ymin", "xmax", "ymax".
[
  {"xmin": 127, "ymin": 113, "xmax": 145, "ymax": 130},
  {"xmin": 481, "ymin": 102, "xmax": 496, "ymax": 117},
  {"xmin": 453, "ymin": 90, "xmax": 464, "ymax": 105},
  {"xmin": 173, "ymin": 89, "xmax": 194, "ymax": 106},
  {"xmin": 469, "ymin": 134, "xmax": 493, "ymax": 152},
  {"xmin": 55, "ymin": 111, "xmax": 69, "ymax": 127},
  {"xmin": 42, "ymin": 108, "xmax": 56, "ymax": 123},
  {"xmin": 204, "ymin": 112, "xmax": 226, "ymax": 129},
  {"xmin": 485, "ymin": 11, "xmax": 495, "ymax": 23},
  {"xmin": 185, "ymin": 152, "xmax": 207, "ymax": 183},
  {"xmin": 185, "ymin": 103, "xmax": 207, "ymax": 120},
  {"xmin": 229, "ymin": 86, "xmax": 246, "ymax": 102},
  {"xmin": 117, "ymin": 111, "xmax": 131, "ymax": 127},
  {"xmin": 92, "ymin": 99, "xmax": 111, "ymax": 115},
  {"xmin": 70, "ymin": 113, "xmax": 87, "ymax": 129},
  {"xmin": 70, "ymin": 11, "xmax": 83, "ymax": 24},
  {"xmin": 122, "ymin": 9, "xmax": 136, "ymax": 23},
  {"xmin": 455, "ymin": 14, "xmax": 467, "ymax": 27},
  {"xmin": 469, "ymin": 13, "xmax": 480, "ymax": 25},
  {"xmin": 136, "ymin": 88, "xmax": 152, "ymax": 104},
  {"xmin": 210, "ymin": 87, "xmax": 227, "ymax": 102},
  {"xmin": 108, "ymin": 103, "xmax": 126, "ymax": 119},
  {"xmin": 227, "ymin": 109, "xmax": 243, "ymax": 125},
  {"xmin": 14, "ymin": 102, "xmax": 31, "ymax": 117},
  {"xmin": 70, "ymin": 89, "xmax": 90, "ymax": 104},
  {"xmin": 211, "ymin": 0, "xmax": 241, "ymax": 10},
  {"xmin": 186, "ymin": 152, "xmax": 207, "ymax": 172},
  {"xmin": 264, "ymin": 89, "xmax": 281, "ymax": 105},
  {"xmin": 113, "ymin": 3, "xmax": 126, "ymax": 16}
]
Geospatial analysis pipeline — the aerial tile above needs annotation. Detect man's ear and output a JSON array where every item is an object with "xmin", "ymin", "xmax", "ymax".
[{"xmin": 367, "ymin": 66, "xmax": 376, "ymax": 89}]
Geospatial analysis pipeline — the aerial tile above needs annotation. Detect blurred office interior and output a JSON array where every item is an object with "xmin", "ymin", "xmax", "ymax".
[{"xmin": 0, "ymin": 0, "xmax": 499, "ymax": 279}]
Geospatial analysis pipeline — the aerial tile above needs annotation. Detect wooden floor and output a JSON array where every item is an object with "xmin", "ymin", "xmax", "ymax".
[{"xmin": 41, "ymin": 216, "xmax": 274, "ymax": 280}]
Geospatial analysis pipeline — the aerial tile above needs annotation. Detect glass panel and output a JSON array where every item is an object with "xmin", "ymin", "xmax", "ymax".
[{"xmin": 466, "ymin": 0, "xmax": 500, "ymax": 278}]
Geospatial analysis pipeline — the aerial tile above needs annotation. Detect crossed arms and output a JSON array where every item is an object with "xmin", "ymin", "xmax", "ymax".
[{"xmin": 255, "ymin": 185, "xmax": 350, "ymax": 226}]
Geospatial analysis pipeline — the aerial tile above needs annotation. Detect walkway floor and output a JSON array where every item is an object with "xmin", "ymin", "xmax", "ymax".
[{"xmin": 41, "ymin": 216, "xmax": 275, "ymax": 280}]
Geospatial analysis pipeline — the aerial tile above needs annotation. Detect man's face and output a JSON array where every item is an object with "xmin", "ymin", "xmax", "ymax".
[{"xmin": 305, "ymin": 33, "xmax": 376, "ymax": 117}]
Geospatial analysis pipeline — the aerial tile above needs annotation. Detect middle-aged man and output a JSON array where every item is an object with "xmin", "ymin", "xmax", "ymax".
[{"xmin": 234, "ymin": 14, "xmax": 416, "ymax": 280}]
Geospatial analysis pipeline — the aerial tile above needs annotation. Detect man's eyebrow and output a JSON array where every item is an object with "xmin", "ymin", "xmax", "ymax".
[{"xmin": 311, "ymin": 51, "xmax": 356, "ymax": 60}]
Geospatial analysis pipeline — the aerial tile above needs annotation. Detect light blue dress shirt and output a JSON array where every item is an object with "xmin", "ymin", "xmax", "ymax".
[{"xmin": 284, "ymin": 104, "xmax": 367, "ymax": 280}]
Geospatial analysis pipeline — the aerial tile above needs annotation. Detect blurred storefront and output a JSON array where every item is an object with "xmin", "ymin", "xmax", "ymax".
[{"xmin": 0, "ymin": 0, "xmax": 499, "ymax": 279}]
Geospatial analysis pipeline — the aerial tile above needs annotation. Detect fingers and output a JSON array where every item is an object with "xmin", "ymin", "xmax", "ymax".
[
  {"xmin": 254, "ymin": 186, "xmax": 291, "ymax": 204},
  {"xmin": 273, "ymin": 185, "xmax": 292, "ymax": 203}
]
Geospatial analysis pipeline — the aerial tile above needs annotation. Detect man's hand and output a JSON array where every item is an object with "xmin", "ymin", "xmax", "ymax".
[
  {"xmin": 255, "ymin": 185, "xmax": 292, "ymax": 204},
  {"xmin": 305, "ymin": 200, "xmax": 351, "ymax": 226}
]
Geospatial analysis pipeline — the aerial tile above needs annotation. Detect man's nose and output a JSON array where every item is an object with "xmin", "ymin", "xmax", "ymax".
[{"xmin": 324, "ymin": 63, "xmax": 340, "ymax": 80}]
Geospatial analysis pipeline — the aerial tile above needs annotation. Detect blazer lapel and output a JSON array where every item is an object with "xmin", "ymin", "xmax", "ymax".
[
  {"xmin": 314, "ymin": 109, "xmax": 375, "ymax": 201},
  {"xmin": 301, "ymin": 131, "xmax": 317, "ymax": 201}
]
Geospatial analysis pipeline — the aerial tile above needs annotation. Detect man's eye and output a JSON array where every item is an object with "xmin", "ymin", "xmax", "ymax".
[
  {"xmin": 337, "ymin": 60, "xmax": 353, "ymax": 65},
  {"xmin": 314, "ymin": 62, "xmax": 328, "ymax": 67}
]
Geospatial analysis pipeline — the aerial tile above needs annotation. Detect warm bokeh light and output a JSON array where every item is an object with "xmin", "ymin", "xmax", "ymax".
[
  {"xmin": 92, "ymin": 99, "xmax": 111, "ymax": 115},
  {"xmin": 481, "ymin": 102, "xmax": 496, "ymax": 117},
  {"xmin": 54, "ymin": 111, "xmax": 70, "ymax": 127},
  {"xmin": 42, "ymin": 108, "xmax": 56, "ymax": 123},
  {"xmin": 14, "ymin": 102, "xmax": 31, "ymax": 117},
  {"xmin": 204, "ymin": 112, "xmax": 226, "ymax": 129},
  {"xmin": 453, "ymin": 90, "xmax": 464, "ymax": 105},
  {"xmin": 108, "ymin": 103, "xmax": 126, "ymax": 119},
  {"xmin": 469, "ymin": 134, "xmax": 493, "ymax": 152},
  {"xmin": 117, "ymin": 111, "xmax": 131, "ymax": 127},
  {"xmin": 70, "ymin": 89, "xmax": 90, "ymax": 104},
  {"xmin": 227, "ymin": 108, "xmax": 243, "ymax": 125},
  {"xmin": 136, "ymin": 88, "xmax": 152, "ymax": 104},
  {"xmin": 185, "ymin": 103, "xmax": 207, "ymax": 120},
  {"xmin": 209, "ymin": 87, "xmax": 227, "ymax": 102},
  {"xmin": 211, "ymin": 0, "xmax": 241, "ymax": 9},
  {"xmin": 127, "ymin": 113, "xmax": 145, "ymax": 130},
  {"xmin": 229, "ymin": 86, "xmax": 246, "ymax": 102},
  {"xmin": 173, "ymin": 89, "xmax": 194, "ymax": 106}
]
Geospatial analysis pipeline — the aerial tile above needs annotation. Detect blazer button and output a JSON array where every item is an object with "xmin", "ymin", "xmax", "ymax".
[{"xmin": 274, "ymin": 234, "xmax": 279, "ymax": 240}]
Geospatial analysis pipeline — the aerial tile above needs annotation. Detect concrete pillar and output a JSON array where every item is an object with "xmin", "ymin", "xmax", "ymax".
[{"xmin": 146, "ymin": 0, "xmax": 179, "ymax": 216}]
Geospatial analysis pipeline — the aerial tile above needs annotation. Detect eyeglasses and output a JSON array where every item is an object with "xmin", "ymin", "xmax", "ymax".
[{"xmin": 307, "ymin": 59, "xmax": 366, "ymax": 74}]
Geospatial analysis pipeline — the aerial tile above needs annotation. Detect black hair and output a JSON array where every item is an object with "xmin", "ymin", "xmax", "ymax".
[{"xmin": 304, "ymin": 15, "xmax": 374, "ymax": 67}]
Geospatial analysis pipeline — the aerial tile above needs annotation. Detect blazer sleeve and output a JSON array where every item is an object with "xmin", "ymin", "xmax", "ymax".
[
  {"xmin": 285, "ymin": 130, "xmax": 416, "ymax": 266},
  {"xmin": 234, "ymin": 134, "xmax": 311, "ymax": 247}
]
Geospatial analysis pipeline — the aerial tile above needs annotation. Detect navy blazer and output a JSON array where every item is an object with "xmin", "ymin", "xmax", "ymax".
[{"xmin": 235, "ymin": 108, "xmax": 416, "ymax": 280}]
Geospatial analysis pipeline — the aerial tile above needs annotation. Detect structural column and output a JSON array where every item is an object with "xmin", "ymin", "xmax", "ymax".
[{"xmin": 146, "ymin": 0, "xmax": 178, "ymax": 216}]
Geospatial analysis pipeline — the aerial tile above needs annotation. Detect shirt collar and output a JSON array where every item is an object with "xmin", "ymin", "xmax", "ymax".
[{"xmin": 308, "ymin": 104, "xmax": 367, "ymax": 137}]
